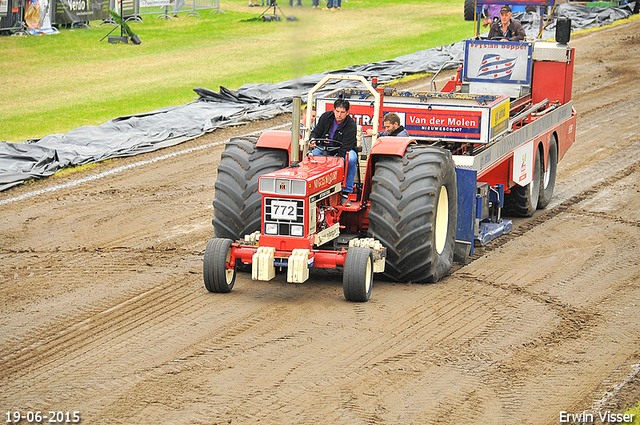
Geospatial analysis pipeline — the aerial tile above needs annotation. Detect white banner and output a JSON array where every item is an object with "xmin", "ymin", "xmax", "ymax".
[
  {"xmin": 512, "ymin": 140, "xmax": 534, "ymax": 186},
  {"xmin": 464, "ymin": 40, "xmax": 533, "ymax": 85},
  {"xmin": 140, "ymin": 0, "xmax": 171, "ymax": 7}
]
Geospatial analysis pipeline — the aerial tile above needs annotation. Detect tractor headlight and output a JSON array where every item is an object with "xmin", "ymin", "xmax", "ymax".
[
  {"xmin": 290, "ymin": 225, "xmax": 304, "ymax": 237},
  {"xmin": 265, "ymin": 223, "xmax": 278, "ymax": 235}
]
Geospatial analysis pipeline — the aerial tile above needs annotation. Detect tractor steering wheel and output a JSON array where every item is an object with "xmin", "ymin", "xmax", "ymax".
[{"xmin": 312, "ymin": 138, "xmax": 343, "ymax": 155}]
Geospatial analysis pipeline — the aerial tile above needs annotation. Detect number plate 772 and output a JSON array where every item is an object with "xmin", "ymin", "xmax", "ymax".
[{"xmin": 270, "ymin": 200, "xmax": 298, "ymax": 220}]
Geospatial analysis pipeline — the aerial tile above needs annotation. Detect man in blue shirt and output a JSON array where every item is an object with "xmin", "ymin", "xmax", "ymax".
[{"xmin": 309, "ymin": 98, "xmax": 357, "ymax": 203}]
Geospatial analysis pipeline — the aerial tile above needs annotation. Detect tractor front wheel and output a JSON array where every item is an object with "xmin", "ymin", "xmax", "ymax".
[
  {"xmin": 203, "ymin": 238, "xmax": 236, "ymax": 293},
  {"xmin": 343, "ymin": 247, "xmax": 373, "ymax": 302}
]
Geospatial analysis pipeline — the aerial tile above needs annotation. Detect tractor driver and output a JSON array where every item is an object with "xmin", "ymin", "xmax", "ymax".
[
  {"xmin": 487, "ymin": 5, "xmax": 526, "ymax": 41},
  {"xmin": 309, "ymin": 98, "xmax": 358, "ymax": 204}
]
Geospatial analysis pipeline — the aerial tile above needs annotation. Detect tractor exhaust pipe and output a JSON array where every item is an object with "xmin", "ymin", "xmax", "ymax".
[{"xmin": 291, "ymin": 96, "xmax": 301, "ymax": 166}]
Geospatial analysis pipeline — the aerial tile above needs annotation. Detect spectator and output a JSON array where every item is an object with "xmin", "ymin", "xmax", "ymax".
[
  {"xmin": 248, "ymin": 0, "xmax": 259, "ymax": 6},
  {"xmin": 488, "ymin": 5, "xmax": 526, "ymax": 41},
  {"xmin": 292, "ymin": 105, "xmax": 316, "ymax": 138},
  {"xmin": 323, "ymin": 0, "xmax": 336, "ymax": 10},
  {"xmin": 301, "ymin": 105, "xmax": 316, "ymax": 133},
  {"xmin": 364, "ymin": 112, "xmax": 409, "ymax": 137},
  {"xmin": 172, "ymin": 0, "xmax": 184, "ymax": 17},
  {"xmin": 309, "ymin": 99, "xmax": 357, "ymax": 202},
  {"xmin": 482, "ymin": 3, "xmax": 504, "ymax": 28}
]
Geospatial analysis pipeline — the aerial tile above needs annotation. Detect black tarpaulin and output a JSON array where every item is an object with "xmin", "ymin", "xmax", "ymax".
[{"xmin": 0, "ymin": 3, "xmax": 635, "ymax": 191}]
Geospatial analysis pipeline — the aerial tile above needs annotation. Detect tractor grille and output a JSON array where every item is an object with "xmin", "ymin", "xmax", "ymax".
[{"xmin": 264, "ymin": 198, "xmax": 305, "ymax": 237}]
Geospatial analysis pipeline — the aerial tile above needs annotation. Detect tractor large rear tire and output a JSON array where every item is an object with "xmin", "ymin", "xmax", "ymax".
[
  {"xmin": 368, "ymin": 146, "xmax": 458, "ymax": 283},
  {"xmin": 211, "ymin": 137, "xmax": 288, "ymax": 240},
  {"xmin": 537, "ymin": 136, "xmax": 558, "ymax": 209},
  {"xmin": 464, "ymin": 0, "xmax": 476, "ymax": 21},
  {"xmin": 503, "ymin": 147, "xmax": 542, "ymax": 217}
]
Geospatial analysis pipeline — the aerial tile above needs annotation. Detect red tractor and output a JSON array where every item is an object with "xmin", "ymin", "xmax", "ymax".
[{"xmin": 204, "ymin": 34, "xmax": 576, "ymax": 301}]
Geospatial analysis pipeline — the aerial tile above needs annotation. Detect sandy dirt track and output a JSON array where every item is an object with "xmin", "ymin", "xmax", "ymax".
[{"xmin": 1, "ymin": 19, "xmax": 640, "ymax": 425}]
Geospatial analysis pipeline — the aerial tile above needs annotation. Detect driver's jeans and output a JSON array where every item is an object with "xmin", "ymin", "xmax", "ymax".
[{"xmin": 311, "ymin": 148, "xmax": 357, "ymax": 194}]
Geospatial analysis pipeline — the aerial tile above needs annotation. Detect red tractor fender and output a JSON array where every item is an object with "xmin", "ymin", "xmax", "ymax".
[
  {"xmin": 255, "ymin": 130, "xmax": 292, "ymax": 153},
  {"xmin": 370, "ymin": 136, "xmax": 414, "ymax": 157}
]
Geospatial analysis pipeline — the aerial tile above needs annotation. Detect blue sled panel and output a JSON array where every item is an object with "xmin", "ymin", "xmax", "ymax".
[{"xmin": 455, "ymin": 168, "xmax": 477, "ymax": 263}]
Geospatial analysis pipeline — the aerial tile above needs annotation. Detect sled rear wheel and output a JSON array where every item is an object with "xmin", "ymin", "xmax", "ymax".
[
  {"xmin": 504, "ymin": 147, "xmax": 542, "ymax": 217},
  {"xmin": 537, "ymin": 137, "xmax": 558, "ymax": 209}
]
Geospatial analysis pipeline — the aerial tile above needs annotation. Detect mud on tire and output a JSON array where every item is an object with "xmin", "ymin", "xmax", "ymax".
[
  {"xmin": 211, "ymin": 137, "xmax": 288, "ymax": 241},
  {"xmin": 368, "ymin": 146, "xmax": 458, "ymax": 283}
]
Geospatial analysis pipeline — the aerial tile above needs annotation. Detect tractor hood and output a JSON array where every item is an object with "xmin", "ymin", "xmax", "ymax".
[{"xmin": 258, "ymin": 155, "xmax": 344, "ymax": 198}]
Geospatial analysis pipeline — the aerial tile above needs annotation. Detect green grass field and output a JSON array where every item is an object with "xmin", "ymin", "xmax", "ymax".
[{"xmin": 0, "ymin": 0, "xmax": 473, "ymax": 143}]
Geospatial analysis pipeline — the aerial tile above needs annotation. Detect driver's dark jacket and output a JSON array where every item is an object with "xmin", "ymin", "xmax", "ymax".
[
  {"xmin": 487, "ymin": 19, "xmax": 526, "ymax": 41},
  {"xmin": 310, "ymin": 110, "xmax": 357, "ymax": 158}
]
